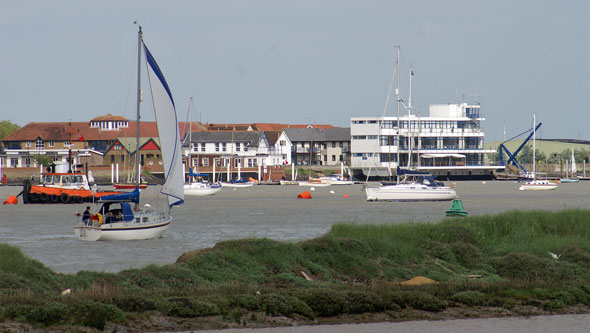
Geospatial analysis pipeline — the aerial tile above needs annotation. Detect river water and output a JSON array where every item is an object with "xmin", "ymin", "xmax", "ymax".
[
  {"xmin": 0, "ymin": 180, "xmax": 589, "ymax": 273},
  {"xmin": 2, "ymin": 181, "xmax": 590, "ymax": 331}
]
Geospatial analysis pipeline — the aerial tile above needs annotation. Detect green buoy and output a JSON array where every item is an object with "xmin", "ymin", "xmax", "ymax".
[{"xmin": 446, "ymin": 198, "xmax": 468, "ymax": 217}]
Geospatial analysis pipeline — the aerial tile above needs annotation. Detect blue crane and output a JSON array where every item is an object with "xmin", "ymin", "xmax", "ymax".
[{"xmin": 498, "ymin": 122, "xmax": 542, "ymax": 173}]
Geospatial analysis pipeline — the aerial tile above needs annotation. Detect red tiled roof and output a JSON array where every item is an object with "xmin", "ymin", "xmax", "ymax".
[
  {"xmin": 2, "ymin": 121, "xmax": 160, "ymax": 142},
  {"xmin": 90, "ymin": 113, "xmax": 129, "ymax": 122}
]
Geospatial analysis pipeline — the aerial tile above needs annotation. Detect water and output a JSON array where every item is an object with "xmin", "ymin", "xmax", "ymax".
[{"xmin": 0, "ymin": 180, "xmax": 588, "ymax": 273}]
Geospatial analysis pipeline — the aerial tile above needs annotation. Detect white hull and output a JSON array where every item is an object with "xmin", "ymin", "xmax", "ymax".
[
  {"xmin": 365, "ymin": 184, "xmax": 457, "ymax": 201},
  {"xmin": 74, "ymin": 213, "xmax": 172, "ymax": 241},
  {"xmin": 324, "ymin": 180, "xmax": 354, "ymax": 185},
  {"xmin": 298, "ymin": 181, "xmax": 331, "ymax": 187},
  {"xmin": 279, "ymin": 180, "xmax": 299, "ymax": 185},
  {"xmin": 183, "ymin": 183, "xmax": 222, "ymax": 196},
  {"xmin": 519, "ymin": 180, "xmax": 558, "ymax": 191},
  {"xmin": 220, "ymin": 182, "xmax": 255, "ymax": 188}
]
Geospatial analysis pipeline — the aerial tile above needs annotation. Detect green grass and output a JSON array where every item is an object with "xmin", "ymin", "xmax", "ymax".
[{"xmin": 2, "ymin": 209, "xmax": 590, "ymax": 330}]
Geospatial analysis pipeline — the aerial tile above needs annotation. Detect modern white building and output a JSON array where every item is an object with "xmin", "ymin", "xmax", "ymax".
[{"xmin": 350, "ymin": 103, "xmax": 503, "ymax": 180}]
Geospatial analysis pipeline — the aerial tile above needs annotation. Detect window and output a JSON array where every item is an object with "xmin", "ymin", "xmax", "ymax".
[
  {"xmin": 25, "ymin": 141, "xmax": 32, "ymax": 148},
  {"xmin": 280, "ymin": 140, "xmax": 286, "ymax": 146},
  {"xmin": 121, "ymin": 155, "xmax": 125, "ymax": 163},
  {"xmin": 339, "ymin": 141, "xmax": 344, "ymax": 147},
  {"xmin": 332, "ymin": 142, "xmax": 336, "ymax": 148},
  {"xmin": 201, "ymin": 143, "xmax": 206, "ymax": 152},
  {"xmin": 49, "ymin": 141, "xmax": 55, "ymax": 147},
  {"xmin": 222, "ymin": 143, "xmax": 226, "ymax": 152},
  {"xmin": 35, "ymin": 138, "xmax": 44, "ymax": 150},
  {"xmin": 110, "ymin": 155, "xmax": 115, "ymax": 162},
  {"xmin": 214, "ymin": 158, "xmax": 221, "ymax": 166},
  {"xmin": 236, "ymin": 143, "xmax": 240, "ymax": 152},
  {"xmin": 202, "ymin": 158, "xmax": 209, "ymax": 166},
  {"xmin": 215, "ymin": 143, "xmax": 219, "ymax": 152},
  {"xmin": 332, "ymin": 155, "xmax": 336, "ymax": 161}
]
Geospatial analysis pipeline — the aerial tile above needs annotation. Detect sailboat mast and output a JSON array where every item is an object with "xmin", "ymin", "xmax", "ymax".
[
  {"xmin": 533, "ymin": 113, "xmax": 537, "ymax": 180},
  {"xmin": 135, "ymin": 24, "xmax": 143, "ymax": 197},
  {"xmin": 188, "ymin": 96, "xmax": 193, "ymax": 182},
  {"xmin": 407, "ymin": 64, "xmax": 413, "ymax": 168},
  {"xmin": 395, "ymin": 46, "xmax": 400, "ymax": 183}
]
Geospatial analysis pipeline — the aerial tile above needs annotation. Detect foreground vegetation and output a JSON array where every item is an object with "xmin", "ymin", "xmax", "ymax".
[{"xmin": 3, "ymin": 209, "xmax": 590, "ymax": 331}]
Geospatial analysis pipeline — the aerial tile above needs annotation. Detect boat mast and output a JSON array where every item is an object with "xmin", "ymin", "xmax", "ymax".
[
  {"xmin": 533, "ymin": 112, "xmax": 537, "ymax": 180},
  {"xmin": 395, "ymin": 46, "xmax": 401, "ymax": 183},
  {"xmin": 189, "ymin": 99, "xmax": 193, "ymax": 181},
  {"xmin": 135, "ymin": 23, "xmax": 143, "ymax": 209},
  {"xmin": 407, "ymin": 63, "xmax": 413, "ymax": 168}
]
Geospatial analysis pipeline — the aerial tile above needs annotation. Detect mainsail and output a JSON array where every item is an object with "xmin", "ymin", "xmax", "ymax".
[{"xmin": 144, "ymin": 44, "xmax": 184, "ymax": 207}]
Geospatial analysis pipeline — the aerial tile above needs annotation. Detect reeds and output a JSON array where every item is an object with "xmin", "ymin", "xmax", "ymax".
[{"xmin": 2, "ymin": 209, "xmax": 590, "ymax": 329}]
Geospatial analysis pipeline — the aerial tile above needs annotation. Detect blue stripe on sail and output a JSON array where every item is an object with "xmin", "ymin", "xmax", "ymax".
[{"xmin": 143, "ymin": 43, "xmax": 175, "ymax": 109}]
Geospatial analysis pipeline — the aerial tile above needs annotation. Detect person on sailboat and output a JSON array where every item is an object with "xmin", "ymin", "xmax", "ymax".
[{"xmin": 82, "ymin": 206, "xmax": 91, "ymax": 224}]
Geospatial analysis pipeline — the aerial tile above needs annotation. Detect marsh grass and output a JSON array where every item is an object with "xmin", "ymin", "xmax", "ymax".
[{"xmin": 2, "ymin": 209, "xmax": 590, "ymax": 329}]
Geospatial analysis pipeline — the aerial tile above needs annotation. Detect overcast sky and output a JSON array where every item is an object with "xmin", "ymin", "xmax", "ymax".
[{"xmin": 1, "ymin": 1, "xmax": 588, "ymax": 141}]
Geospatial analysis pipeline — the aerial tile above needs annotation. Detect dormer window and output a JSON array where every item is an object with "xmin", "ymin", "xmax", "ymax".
[{"xmin": 25, "ymin": 141, "xmax": 32, "ymax": 148}]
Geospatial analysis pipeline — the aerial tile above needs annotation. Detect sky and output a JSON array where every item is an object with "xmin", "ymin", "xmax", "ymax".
[{"xmin": 1, "ymin": 1, "xmax": 589, "ymax": 142}]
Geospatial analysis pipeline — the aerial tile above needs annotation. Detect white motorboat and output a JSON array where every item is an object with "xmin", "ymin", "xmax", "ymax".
[
  {"xmin": 319, "ymin": 174, "xmax": 354, "ymax": 185},
  {"xmin": 220, "ymin": 179, "xmax": 255, "ymax": 188},
  {"xmin": 75, "ymin": 24, "xmax": 184, "ymax": 241},
  {"xmin": 518, "ymin": 179, "xmax": 558, "ymax": 191},
  {"xmin": 298, "ymin": 178, "xmax": 331, "ymax": 187}
]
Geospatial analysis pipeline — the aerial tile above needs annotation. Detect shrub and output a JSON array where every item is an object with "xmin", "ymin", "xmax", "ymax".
[
  {"xmin": 450, "ymin": 291, "xmax": 486, "ymax": 306},
  {"xmin": 390, "ymin": 291, "xmax": 446, "ymax": 312}
]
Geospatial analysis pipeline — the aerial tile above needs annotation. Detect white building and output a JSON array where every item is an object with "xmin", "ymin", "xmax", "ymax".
[{"xmin": 350, "ymin": 103, "xmax": 502, "ymax": 180}]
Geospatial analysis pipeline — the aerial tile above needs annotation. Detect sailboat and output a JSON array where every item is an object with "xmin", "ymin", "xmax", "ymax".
[
  {"xmin": 364, "ymin": 47, "xmax": 456, "ymax": 201},
  {"xmin": 74, "ymin": 24, "xmax": 184, "ymax": 241},
  {"xmin": 560, "ymin": 148, "xmax": 579, "ymax": 183},
  {"xmin": 184, "ymin": 97, "xmax": 222, "ymax": 196},
  {"xmin": 519, "ymin": 113, "xmax": 558, "ymax": 191}
]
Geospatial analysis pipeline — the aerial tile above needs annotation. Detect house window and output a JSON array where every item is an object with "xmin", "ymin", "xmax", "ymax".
[
  {"xmin": 49, "ymin": 141, "xmax": 55, "ymax": 147},
  {"xmin": 113, "ymin": 144, "xmax": 122, "ymax": 151},
  {"xmin": 121, "ymin": 155, "xmax": 125, "ymax": 163},
  {"xmin": 214, "ymin": 158, "xmax": 221, "ymax": 166},
  {"xmin": 35, "ymin": 138, "xmax": 44, "ymax": 150},
  {"xmin": 222, "ymin": 143, "xmax": 226, "ymax": 152},
  {"xmin": 201, "ymin": 143, "xmax": 206, "ymax": 152},
  {"xmin": 247, "ymin": 158, "xmax": 253, "ymax": 167},
  {"xmin": 332, "ymin": 155, "xmax": 336, "ymax": 161},
  {"xmin": 202, "ymin": 158, "xmax": 209, "ymax": 166},
  {"xmin": 215, "ymin": 143, "xmax": 220, "ymax": 152},
  {"xmin": 25, "ymin": 141, "xmax": 32, "ymax": 148},
  {"xmin": 110, "ymin": 155, "xmax": 115, "ymax": 163},
  {"xmin": 339, "ymin": 142, "xmax": 344, "ymax": 148},
  {"xmin": 280, "ymin": 140, "xmax": 286, "ymax": 146},
  {"xmin": 10, "ymin": 157, "xmax": 19, "ymax": 167},
  {"xmin": 236, "ymin": 143, "xmax": 240, "ymax": 152},
  {"xmin": 332, "ymin": 142, "xmax": 336, "ymax": 148}
]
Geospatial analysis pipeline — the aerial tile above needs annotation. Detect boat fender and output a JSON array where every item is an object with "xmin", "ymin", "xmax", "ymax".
[
  {"xmin": 59, "ymin": 193, "xmax": 69, "ymax": 203},
  {"xmin": 29, "ymin": 192, "xmax": 39, "ymax": 202},
  {"xmin": 297, "ymin": 191, "xmax": 312, "ymax": 199},
  {"xmin": 39, "ymin": 193, "xmax": 48, "ymax": 202},
  {"xmin": 49, "ymin": 194, "xmax": 59, "ymax": 203},
  {"xmin": 95, "ymin": 213, "xmax": 103, "ymax": 225},
  {"xmin": 74, "ymin": 196, "xmax": 83, "ymax": 203}
]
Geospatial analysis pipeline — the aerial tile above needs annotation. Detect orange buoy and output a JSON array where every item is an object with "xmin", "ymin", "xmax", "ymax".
[
  {"xmin": 344, "ymin": 194, "xmax": 349, "ymax": 199},
  {"xmin": 297, "ymin": 191, "xmax": 312, "ymax": 199},
  {"xmin": 3, "ymin": 195, "xmax": 18, "ymax": 205}
]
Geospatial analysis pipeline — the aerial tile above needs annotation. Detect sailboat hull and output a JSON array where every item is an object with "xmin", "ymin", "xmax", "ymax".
[
  {"xmin": 184, "ymin": 183, "xmax": 222, "ymax": 196},
  {"xmin": 74, "ymin": 213, "xmax": 171, "ymax": 241},
  {"xmin": 366, "ymin": 184, "xmax": 457, "ymax": 201}
]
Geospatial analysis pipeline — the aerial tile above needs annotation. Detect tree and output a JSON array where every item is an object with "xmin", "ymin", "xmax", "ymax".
[
  {"xmin": 0, "ymin": 120, "xmax": 21, "ymax": 140},
  {"xmin": 33, "ymin": 154, "xmax": 54, "ymax": 167}
]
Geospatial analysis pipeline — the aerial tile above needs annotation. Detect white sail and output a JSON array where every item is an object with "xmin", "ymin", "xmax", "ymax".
[
  {"xmin": 571, "ymin": 148, "xmax": 577, "ymax": 174},
  {"xmin": 144, "ymin": 44, "xmax": 184, "ymax": 207}
]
